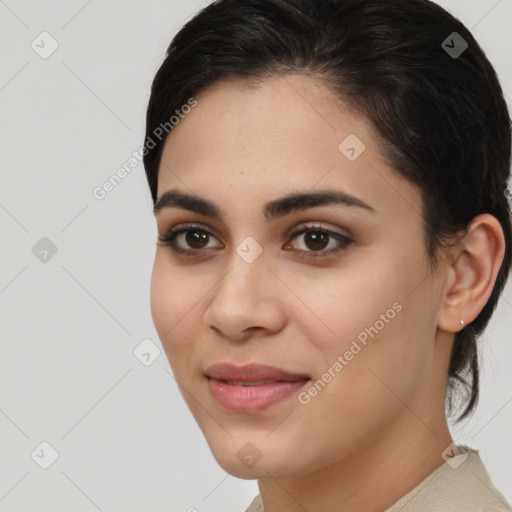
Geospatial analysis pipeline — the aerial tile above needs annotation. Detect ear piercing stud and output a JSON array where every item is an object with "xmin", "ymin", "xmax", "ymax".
[{"xmin": 460, "ymin": 319, "xmax": 465, "ymax": 327}]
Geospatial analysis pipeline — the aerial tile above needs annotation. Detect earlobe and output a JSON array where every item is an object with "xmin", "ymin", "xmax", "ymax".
[{"xmin": 437, "ymin": 214, "xmax": 506, "ymax": 333}]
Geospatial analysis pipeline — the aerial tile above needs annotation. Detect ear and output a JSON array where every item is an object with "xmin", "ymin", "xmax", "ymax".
[{"xmin": 437, "ymin": 214, "xmax": 506, "ymax": 333}]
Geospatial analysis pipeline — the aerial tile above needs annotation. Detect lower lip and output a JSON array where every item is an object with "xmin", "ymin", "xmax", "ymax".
[{"xmin": 207, "ymin": 377, "xmax": 310, "ymax": 413}]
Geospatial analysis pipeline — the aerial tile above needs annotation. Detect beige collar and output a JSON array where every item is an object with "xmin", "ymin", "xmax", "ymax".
[{"xmin": 244, "ymin": 445, "xmax": 511, "ymax": 512}]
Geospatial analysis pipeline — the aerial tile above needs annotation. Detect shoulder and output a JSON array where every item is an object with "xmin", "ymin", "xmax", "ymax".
[
  {"xmin": 243, "ymin": 446, "xmax": 511, "ymax": 512},
  {"xmin": 386, "ymin": 445, "xmax": 512, "ymax": 512},
  {"xmin": 244, "ymin": 494, "xmax": 264, "ymax": 512}
]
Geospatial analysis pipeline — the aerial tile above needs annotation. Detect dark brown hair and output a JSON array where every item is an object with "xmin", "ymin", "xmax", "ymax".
[{"xmin": 143, "ymin": 0, "xmax": 512, "ymax": 422}]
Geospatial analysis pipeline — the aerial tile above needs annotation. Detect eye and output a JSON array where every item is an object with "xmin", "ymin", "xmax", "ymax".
[
  {"xmin": 157, "ymin": 222, "xmax": 353, "ymax": 258},
  {"xmin": 285, "ymin": 223, "xmax": 353, "ymax": 258},
  {"xmin": 157, "ymin": 223, "xmax": 221, "ymax": 255}
]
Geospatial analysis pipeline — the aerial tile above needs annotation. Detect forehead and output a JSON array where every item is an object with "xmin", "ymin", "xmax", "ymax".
[
  {"xmin": 157, "ymin": 74, "xmax": 421, "ymax": 225},
  {"xmin": 163, "ymin": 74, "xmax": 373, "ymax": 159}
]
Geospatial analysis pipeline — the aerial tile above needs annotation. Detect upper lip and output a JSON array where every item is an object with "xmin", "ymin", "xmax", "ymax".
[{"xmin": 204, "ymin": 362, "xmax": 311, "ymax": 382}]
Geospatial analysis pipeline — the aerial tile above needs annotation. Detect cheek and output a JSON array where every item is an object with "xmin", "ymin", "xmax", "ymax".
[
  {"xmin": 149, "ymin": 255, "xmax": 172, "ymax": 336},
  {"xmin": 296, "ymin": 262, "xmax": 404, "ymax": 357},
  {"xmin": 149, "ymin": 254, "xmax": 198, "ymax": 365},
  {"xmin": 297, "ymin": 246, "xmax": 433, "ymax": 403},
  {"xmin": 291, "ymin": 307, "xmax": 426, "ymax": 460}
]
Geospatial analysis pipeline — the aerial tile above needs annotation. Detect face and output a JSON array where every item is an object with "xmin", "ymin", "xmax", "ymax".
[{"xmin": 150, "ymin": 75, "xmax": 449, "ymax": 479}]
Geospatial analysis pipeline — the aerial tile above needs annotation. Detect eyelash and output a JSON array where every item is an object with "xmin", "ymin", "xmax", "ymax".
[{"xmin": 157, "ymin": 222, "xmax": 353, "ymax": 259}]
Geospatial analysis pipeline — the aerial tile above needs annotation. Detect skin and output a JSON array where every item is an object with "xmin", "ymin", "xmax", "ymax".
[{"xmin": 150, "ymin": 74, "xmax": 505, "ymax": 511}]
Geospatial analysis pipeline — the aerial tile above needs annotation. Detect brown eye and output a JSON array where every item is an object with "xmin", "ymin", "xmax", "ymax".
[
  {"xmin": 158, "ymin": 222, "xmax": 353, "ymax": 259},
  {"xmin": 303, "ymin": 231, "xmax": 330, "ymax": 251},
  {"xmin": 183, "ymin": 229, "xmax": 210, "ymax": 249},
  {"xmin": 286, "ymin": 224, "xmax": 353, "ymax": 258},
  {"xmin": 157, "ymin": 223, "xmax": 221, "ymax": 255}
]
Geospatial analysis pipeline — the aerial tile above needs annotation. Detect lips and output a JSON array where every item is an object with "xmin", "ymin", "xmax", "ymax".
[
  {"xmin": 204, "ymin": 362, "xmax": 311, "ymax": 383},
  {"xmin": 204, "ymin": 362, "xmax": 311, "ymax": 413}
]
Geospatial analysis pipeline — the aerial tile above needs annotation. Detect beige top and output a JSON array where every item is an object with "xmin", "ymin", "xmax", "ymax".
[{"xmin": 244, "ymin": 445, "xmax": 511, "ymax": 511}]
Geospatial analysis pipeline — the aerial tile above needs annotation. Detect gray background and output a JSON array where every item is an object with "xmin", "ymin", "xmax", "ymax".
[{"xmin": 0, "ymin": 1, "xmax": 511, "ymax": 510}]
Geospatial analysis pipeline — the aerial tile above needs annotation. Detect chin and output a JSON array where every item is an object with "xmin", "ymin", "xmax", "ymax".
[
  {"xmin": 213, "ymin": 452, "xmax": 292, "ymax": 480},
  {"xmin": 205, "ymin": 435, "xmax": 304, "ymax": 479}
]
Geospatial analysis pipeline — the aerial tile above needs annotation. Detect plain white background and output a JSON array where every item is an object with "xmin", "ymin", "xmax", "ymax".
[{"xmin": 0, "ymin": 1, "xmax": 511, "ymax": 510}]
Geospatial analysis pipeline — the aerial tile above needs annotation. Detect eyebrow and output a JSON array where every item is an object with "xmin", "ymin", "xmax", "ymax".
[{"xmin": 154, "ymin": 188, "xmax": 376, "ymax": 220}]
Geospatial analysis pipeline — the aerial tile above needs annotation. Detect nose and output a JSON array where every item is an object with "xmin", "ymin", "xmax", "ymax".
[{"xmin": 203, "ymin": 256, "xmax": 286, "ymax": 342}]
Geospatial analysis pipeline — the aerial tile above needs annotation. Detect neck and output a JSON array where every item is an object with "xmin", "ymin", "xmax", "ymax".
[{"xmin": 257, "ymin": 408, "xmax": 453, "ymax": 512}]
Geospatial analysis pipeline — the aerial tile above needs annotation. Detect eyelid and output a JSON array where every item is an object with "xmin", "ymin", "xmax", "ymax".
[
  {"xmin": 286, "ymin": 221, "xmax": 351, "ymax": 240},
  {"xmin": 284, "ymin": 223, "xmax": 353, "ymax": 257},
  {"xmin": 158, "ymin": 222, "xmax": 223, "ymax": 242},
  {"xmin": 159, "ymin": 221, "xmax": 350, "ymax": 243},
  {"xmin": 158, "ymin": 221, "xmax": 354, "ymax": 258},
  {"xmin": 158, "ymin": 222, "xmax": 223, "ymax": 247}
]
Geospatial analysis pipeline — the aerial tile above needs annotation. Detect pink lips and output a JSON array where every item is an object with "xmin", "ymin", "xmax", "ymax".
[{"xmin": 204, "ymin": 362, "xmax": 311, "ymax": 413}]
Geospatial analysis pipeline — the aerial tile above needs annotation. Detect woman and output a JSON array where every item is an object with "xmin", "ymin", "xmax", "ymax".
[{"xmin": 143, "ymin": 0, "xmax": 512, "ymax": 510}]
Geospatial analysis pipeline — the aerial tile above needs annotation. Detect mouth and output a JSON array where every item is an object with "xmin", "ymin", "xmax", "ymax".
[
  {"xmin": 214, "ymin": 379, "xmax": 301, "ymax": 386},
  {"xmin": 206, "ymin": 377, "xmax": 311, "ymax": 413},
  {"xmin": 204, "ymin": 362, "xmax": 311, "ymax": 413},
  {"xmin": 204, "ymin": 361, "xmax": 311, "ymax": 382}
]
